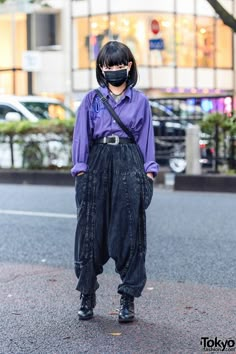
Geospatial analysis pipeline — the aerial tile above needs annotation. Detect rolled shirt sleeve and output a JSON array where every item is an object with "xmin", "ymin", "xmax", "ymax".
[
  {"xmin": 136, "ymin": 98, "xmax": 159, "ymax": 176},
  {"xmin": 71, "ymin": 96, "xmax": 91, "ymax": 177}
]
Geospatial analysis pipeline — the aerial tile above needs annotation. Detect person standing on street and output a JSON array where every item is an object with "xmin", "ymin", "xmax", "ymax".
[{"xmin": 71, "ymin": 41, "xmax": 159, "ymax": 322}]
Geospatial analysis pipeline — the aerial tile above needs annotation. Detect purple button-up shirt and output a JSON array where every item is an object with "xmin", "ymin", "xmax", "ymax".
[{"xmin": 71, "ymin": 86, "xmax": 159, "ymax": 176}]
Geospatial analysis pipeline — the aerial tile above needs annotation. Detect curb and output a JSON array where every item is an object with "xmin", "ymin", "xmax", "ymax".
[
  {"xmin": 0, "ymin": 169, "xmax": 166, "ymax": 186},
  {"xmin": 0, "ymin": 169, "xmax": 73, "ymax": 186},
  {"xmin": 175, "ymin": 174, "xmax": 236, "ymax": 193}
]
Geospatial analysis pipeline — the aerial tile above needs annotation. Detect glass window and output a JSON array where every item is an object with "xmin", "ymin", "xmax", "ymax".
[
  {"xmin": 89, "ymin": 15, "xmax": 109, "ymax": 68},
  {"xmin": 0, "ymin": 104, "xmax": 19, "ymax": 121},
  {"xmin": 146, "ymin": 14, "xmax": 175, "ymax": 66},
  {"xmin": 216, "ymin": 19, "xmax": 232, "ymax": 68},
  {"xmin": 196, "ymin": 17, "xmax": 214, "ymax": 67},
  {"xmin": 15, "ymin": 71, "xmax": 28, "ymax": 96},
  {"xmin": 0, "ymin": 14, "xmax": 26, "ymax": 68},
  {"xmin": 110, "ymin": 14, "xmax": 148, "ymax": 65},
  {"xmin": 74, "ymin": 13, "xmax": 175, "ymax": 69},
  {"xmin": 0, "ymin": 14, "xmax": 27, "ymax": 95},
  {"xmin": 15, "ymin": 14, "xmax": 27, "ymax": 67},
  {"xmin": 74, "ymin": 17, "xmax": 89, "ymax": 69},
  {"xmin": 74, "ymin": 13, "xmax": 233, "ymax": 71},
  {"xmin": 0, "ymin": 15, "xmax": 13, "ymax": 69},
  {"xmin": 35, "ymin": 12, "xmax": 61, "ymax": 48},
  {"xmin": 20, "ymin": 101, "xmax": 75, "ymax": 120},
  {"xmin": 0, "ymin": 72, "xmax": 13, "ymax": 95},
  {"xmin": 0, "ymin": 71, "xmax": 27, "ymax": 96},
  {"xmin": 176, "ymin": 15, "xmax": 195, "ymax": 67},
  {"xmin": 110, "ymin": 13, "xmax": 175, "ymax": 67}
]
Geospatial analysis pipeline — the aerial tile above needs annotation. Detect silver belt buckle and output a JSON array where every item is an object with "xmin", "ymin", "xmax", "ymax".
[{"xmin": 107, "ymin": 134, "xmax": 119, "ymax": 145}]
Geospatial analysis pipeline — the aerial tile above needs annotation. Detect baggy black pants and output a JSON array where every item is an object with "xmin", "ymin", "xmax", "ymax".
[{"xmin": 74, "ymin": 143, "xmax": 153, "ymax": 298}]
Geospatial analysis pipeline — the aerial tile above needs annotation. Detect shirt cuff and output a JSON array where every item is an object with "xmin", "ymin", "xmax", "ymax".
[
  {"xmin": 71, "ymin": 162, "xmax": 88, "ymax": 177},
  {"xmin": 144, "ymin": 161, "xmax": 160, "ymax": 177}
]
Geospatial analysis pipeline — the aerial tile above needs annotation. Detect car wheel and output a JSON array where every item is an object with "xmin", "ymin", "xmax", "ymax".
[{"xmin": 169, "ymin": 157, "xmax": 187, "ymax": 174}]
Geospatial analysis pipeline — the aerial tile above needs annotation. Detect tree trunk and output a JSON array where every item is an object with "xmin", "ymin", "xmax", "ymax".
[{"xmin": 206, "ymin": 0, "xmax": 236, "ymax": 32}]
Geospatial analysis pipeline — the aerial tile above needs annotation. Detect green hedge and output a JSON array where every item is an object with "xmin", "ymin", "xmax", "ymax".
[
  {"xmin": 0, "ymin": 119, "xmax": 75, "ymax": 169},
  {"xmin": 200, "ymin": 112, "xmax": 236, "ymax": 135},
  {"xmin": 0, "ymin": 118, "xmax": 75, "ymax": 138}
]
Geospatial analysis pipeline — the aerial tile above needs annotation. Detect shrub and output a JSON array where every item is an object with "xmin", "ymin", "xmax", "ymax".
[{"xmin": 0, "ymin": 118, "xmax": 75, "ymax": 169}]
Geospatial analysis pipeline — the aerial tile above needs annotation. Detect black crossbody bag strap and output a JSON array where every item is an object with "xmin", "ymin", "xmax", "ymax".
[{"xmin": 95, "ymin": 89, "xmax": 135, "ymax": 142}]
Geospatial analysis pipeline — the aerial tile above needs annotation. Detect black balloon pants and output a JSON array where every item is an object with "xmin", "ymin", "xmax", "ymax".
[{"xmin": 74, "ymin": 143, "xmax": 153, "ymax": 298}]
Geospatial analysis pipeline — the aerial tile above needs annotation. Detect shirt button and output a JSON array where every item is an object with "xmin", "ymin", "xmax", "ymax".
[{"xmin": 113, "ymin": 120, "xmax": 116, "ymax": 123}]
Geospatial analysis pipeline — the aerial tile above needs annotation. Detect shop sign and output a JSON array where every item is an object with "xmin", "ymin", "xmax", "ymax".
[
  {"xmin": 149, "ymin": 38, "xmax": 164, "ymax": 50},
  {"xmin": 22, "ymin": 51, "xmax": 42, "ymax": 72},
  {"xmin": 151, "ymin": 19, "xmax": 160, "ymax": 35}
]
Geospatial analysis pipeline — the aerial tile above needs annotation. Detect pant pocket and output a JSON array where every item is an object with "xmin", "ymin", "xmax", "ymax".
[
  {"xmin": 75, "ymin": 173, "xmax": 88, "ymax": 207},
  {"xmin": 143, "ymin": 175, "xmax": 153, "ymax": 209}
]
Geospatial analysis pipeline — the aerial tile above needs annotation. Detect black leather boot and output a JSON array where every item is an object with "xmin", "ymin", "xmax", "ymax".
[
  {"xmin": 118, "ymin": 294, "xmax": 135, "ymax": 323},
  {"xmin": 78, "ymin": 293, "xmax": 96, "ymax": 320}
]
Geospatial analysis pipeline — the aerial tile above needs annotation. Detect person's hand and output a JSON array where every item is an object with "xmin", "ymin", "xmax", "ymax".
[
  {"xmin": 146, "ymin": 172, "xmax": 154, "ymax": 181},
  {"xmin": 77, "ymin": 171, "xmax": 85, "ymax": 176}
]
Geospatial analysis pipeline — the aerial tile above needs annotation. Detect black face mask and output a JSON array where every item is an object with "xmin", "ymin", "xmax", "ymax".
[{"xmin": 104, "ymin": 69, "xmax": 128, "ymax": 87}]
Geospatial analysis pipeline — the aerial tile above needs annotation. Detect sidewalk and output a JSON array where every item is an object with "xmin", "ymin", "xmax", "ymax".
[{"xmin": 1, "ymin": 263, "xmax": 235, "ymax": 354}]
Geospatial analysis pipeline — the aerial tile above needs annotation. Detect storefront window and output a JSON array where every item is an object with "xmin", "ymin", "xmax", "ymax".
[
  {"xmin": 0, "ymin": 15, "xmax": 13, "ymax": 69},
  {"xmin": 15, "ymin": 14, "xmax": 27, "ymax": 67},
  {"xmin": 74, "ymin": 17, "xmax": 89, "ymax": 69},
  {"xmin": 74, "ymin": 12, "xmax": 232, "ymax": 71},
  {"xmin": 216, "ymin": 19, "xmax": 232, "ymax": 68},
  {"xmin": 74, "ymin": 13, "xmax": 175, "ymax": 69},
  {"xmin": 0, "ymin": 72, "xmax": 13, "ymax": 95},
  {"xmin": 110, "ymin": 13, "xmax": 174, "ymax": 67},
  {"xmin": 176, "ymin": 15, "xmax": 195, "ymax": 67},
  {"xmin": 196, "ymin": 17, "xmax": 214, "ymax": 67},
  {"xmin": 89, "ymin": 15, "xmax": 109, "ymax": 68},
  {"xmin": 146, "ymin": 14, "xmax": 175, "ymax": 67},
  {"xmin": 15, "ymin": 71, "xmax": 27, "ymax": 96},
  {"xmin": 0, "ymin": 71, "xmax": 27, "ymax": 95},
  {"xmin": 0, "ymin": 13, "xmax": 27, "ymax": 94}
]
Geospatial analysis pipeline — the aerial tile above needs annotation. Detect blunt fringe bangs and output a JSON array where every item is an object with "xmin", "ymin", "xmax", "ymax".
[{"xmin": 96, "ymin": 41, "xmax": 138, "ymax": 88}]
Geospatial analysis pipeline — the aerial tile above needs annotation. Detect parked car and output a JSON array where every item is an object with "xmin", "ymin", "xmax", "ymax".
[
  {"xmin": 0, "ymin": 95, "xmax": 75, "ymax": 169},
  {"xmin": 0, "ymin": 95, "xmax": 75, "ymax": 122},
  {"xmin": 149, "ymin": 100, "xmax": 213, "ymax": 173}
]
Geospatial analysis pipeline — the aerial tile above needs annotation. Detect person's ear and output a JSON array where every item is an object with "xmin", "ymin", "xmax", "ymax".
[
  {"xmin": 128, "ymin": 61, "xmax": 133, "ymax": 70},
  {"xmin": 127, "ymin": 61, "xmax": 132, "ymax": 74}
]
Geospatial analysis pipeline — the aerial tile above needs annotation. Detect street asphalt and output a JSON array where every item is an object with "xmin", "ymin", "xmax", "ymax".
[{"xmin": 0, "ymin": 183, "xmax": 235, "ymax": 353}]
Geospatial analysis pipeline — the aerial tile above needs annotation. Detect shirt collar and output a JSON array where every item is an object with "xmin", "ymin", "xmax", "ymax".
[{"xmin": 100, "ymin": 85, "xmax": 132, "ymax": 101}]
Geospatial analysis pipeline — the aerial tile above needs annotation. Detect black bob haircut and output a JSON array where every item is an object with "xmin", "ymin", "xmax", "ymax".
[{"xmin": 96, "ymin": 41, "xmax": 138, "ymax": 88}]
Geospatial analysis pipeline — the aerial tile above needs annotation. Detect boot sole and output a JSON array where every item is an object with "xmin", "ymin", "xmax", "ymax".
[
  {"xmin": 78, "ymin": 313, "xmax": 94, "ymax": 321},
  {"xmin": 78, "ymin": 314, "xmax": 94, "ymax": 320},
  {"xmin": 118, "ymin": 317, "xmax": 134, "ymax": 323}
]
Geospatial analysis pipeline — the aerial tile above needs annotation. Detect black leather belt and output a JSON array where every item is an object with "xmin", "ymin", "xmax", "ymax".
[{"xmin": 93, "ymin": 135, "xmax": 134, "ymax": 145}]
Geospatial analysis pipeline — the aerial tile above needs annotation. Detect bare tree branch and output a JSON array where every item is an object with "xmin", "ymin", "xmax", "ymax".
[{"xmin": 206, "ymin": 0, "xmax": 236, "ymax": 32}]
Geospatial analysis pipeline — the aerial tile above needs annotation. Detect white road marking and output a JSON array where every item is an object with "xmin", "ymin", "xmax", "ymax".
[{"xmin": 0, "ymin": 209, "xmax": 76, "ymax": 219}]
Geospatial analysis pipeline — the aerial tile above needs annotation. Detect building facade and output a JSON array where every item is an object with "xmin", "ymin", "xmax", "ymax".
[
  {"xmin": 0, "ymin": 0, "xmax": 235, "ymax": 113},
  {"xmin": 0, "ymin": 0, "xmax": 68, "ymax": 100}
]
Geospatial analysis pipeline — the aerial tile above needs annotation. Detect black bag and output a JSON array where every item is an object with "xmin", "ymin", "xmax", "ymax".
[{"xmin": 96, "ymin": 89, "xmax": 153, "ymax": 209}]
